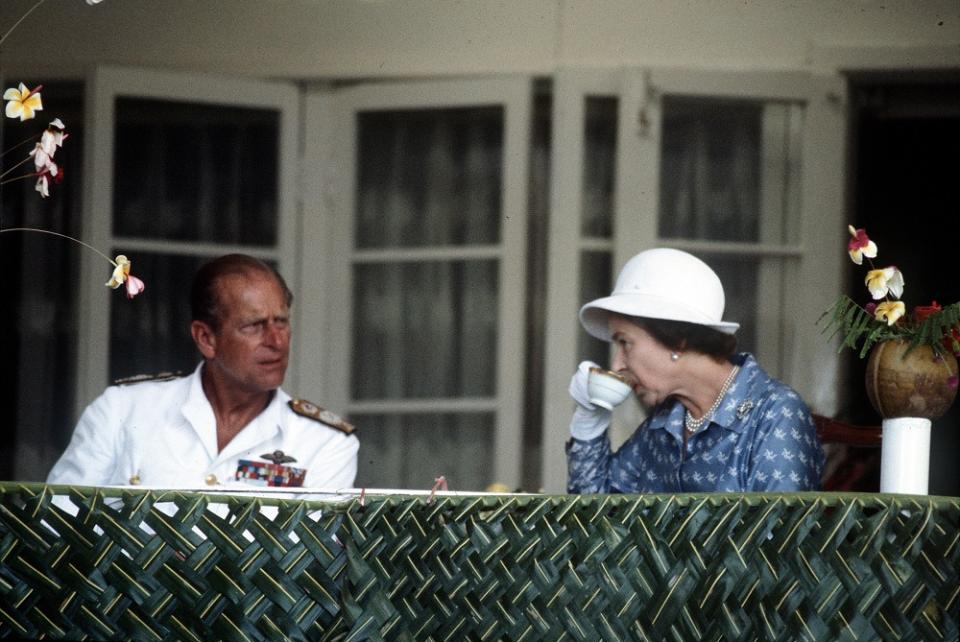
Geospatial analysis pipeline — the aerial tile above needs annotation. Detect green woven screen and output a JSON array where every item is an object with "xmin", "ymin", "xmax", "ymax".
[{"xmin": 0, "ymin": 484, "xmax": 957, "ymax": 641}]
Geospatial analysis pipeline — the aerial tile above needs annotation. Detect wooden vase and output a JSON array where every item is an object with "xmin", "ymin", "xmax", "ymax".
[{"xmin": 864, "ymin": 340, "xmax": 958, "ymax": 419}]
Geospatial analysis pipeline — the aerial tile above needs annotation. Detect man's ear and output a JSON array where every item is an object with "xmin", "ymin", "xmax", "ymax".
[{"xmin": 191, "ymin": 320, "xmax": 217, "ymax": 359}]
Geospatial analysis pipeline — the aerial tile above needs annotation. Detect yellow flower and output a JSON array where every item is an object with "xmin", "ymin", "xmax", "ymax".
[
  {"xmin": 104, "ymin": 254, "xmax": 145, "ymax": 298},
  {"xmin": 874, "ymin": 301, "xmax": 906, "ymax": 326},
  {"xmin": 865, "ymin": 266, "xmax": 904, "ymax": 300},
  {"xmin": 106, "ymin": 255, "xmax": 131, "ymax": 289},
  {"xmin": 3, "ymin": 83, "xmax": 43, "ymax": 121}
]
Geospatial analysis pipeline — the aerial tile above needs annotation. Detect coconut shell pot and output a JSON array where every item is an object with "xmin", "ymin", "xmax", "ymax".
[{"xmin": 865, "ymin": 340, "xmax": 958, "ymax": 419}]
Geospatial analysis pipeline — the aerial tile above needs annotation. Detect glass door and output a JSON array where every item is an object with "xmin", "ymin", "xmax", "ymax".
[{"xmin": 304, "ymin": 78, "xmax": 532, "ymax": 490}]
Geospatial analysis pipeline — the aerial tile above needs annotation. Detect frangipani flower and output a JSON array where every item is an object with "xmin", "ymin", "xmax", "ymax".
[
  {"xmin": 105, "ymin": 254, "xmax": 145, "ymax": 299},
  {"xmin": 35, "ymin": 172, "xmax": 51, "ymax": 197},
  {"xmin": 865, "ymin": 266, "xmax": 904, "ymax": 300},
  {"xmin": 31, "ymin": 118, "xmax": 68, "ymax": 170},
  {"xmin": 3, "ymin": 83, "xmax": 43, "ymax": 121},
  {"xmin": 106, "ymin": 255, "xmax": 132, "ymax": 288},
  {"xmin": 874, "ymin": 301, "xmax": 906, "ymax": 326},
  {"xmin": 847, "ymin": 225, "xmax": 877, "ymax": 265},
  {"xmin": 27, "ymin": 119, "xmax": 69, "ymax": 198},
  {"xmin": 34, "ymin": 163, "xmax": 63, "ymax": 198}
]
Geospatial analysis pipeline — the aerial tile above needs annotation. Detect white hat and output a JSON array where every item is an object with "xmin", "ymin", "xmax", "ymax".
[{"xmin": 579, "ymin": 248, "xmax": 739, "ymax": 341}]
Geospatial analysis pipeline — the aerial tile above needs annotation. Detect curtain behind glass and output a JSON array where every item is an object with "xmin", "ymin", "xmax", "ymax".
[
  {"xmin": 353, "ymin": 107, "xmax": 503, "ymax": 402},
  {"xmin": 114, "ymin": 98, "xmax": 278, "ymax": 244},
  {"xmin": 353, "ymin": 261, "xmax": 498, "ymax": 399},
  {"xmin": 658, "ymin": 97, "xmax": 763, "ymax": 242},
  {"xmin": 356, "ymin": 108, "xmax": 502, "ymax": 248},
  {"xmin": 352, "ymin": 107, "xmax": 504, "ymax": 490},
  {"xmin": 1, "ymin": 83, "xmax": 82, "ymax": 481}
]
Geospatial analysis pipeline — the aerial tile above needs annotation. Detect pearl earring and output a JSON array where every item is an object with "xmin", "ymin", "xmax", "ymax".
[{"xmin": 670, "ymin": 352, "xmax": 680, "ymax": 361}]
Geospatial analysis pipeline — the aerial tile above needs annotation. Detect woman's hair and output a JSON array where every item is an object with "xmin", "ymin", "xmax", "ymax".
[
  {"xmin": 631, "ymin": 316, "xmax": 737, "ymax": 360},
  {"xmin": 190, "ymin": 254, "xmax": 293, "ymax": 329}
]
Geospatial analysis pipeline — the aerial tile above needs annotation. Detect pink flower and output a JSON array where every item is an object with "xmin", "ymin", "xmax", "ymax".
[
  {"xmin": 33, "ymin": 162, "xmax": 62, "ymax": 198},
  {"xmin": 847, "ymin": 225, "xmax": 877, "ymax": 265},
  {"xmin": 29, "ymin": 119, "xmax": 68, "ymax": 173},
  {"xmin": 125, "ymin": 274, "xmax": 146, "ymax": 299}
]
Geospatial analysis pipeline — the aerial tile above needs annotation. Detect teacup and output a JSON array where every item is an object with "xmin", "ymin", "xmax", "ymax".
[{"xmin": 587, "ymin": 367, "xmax": 633, "ymax": 410}]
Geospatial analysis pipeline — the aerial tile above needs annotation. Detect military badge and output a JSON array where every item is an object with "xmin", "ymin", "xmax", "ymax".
[{"xmin": 261, "ymin": 450, "xmax": 296, "ymax": 464}]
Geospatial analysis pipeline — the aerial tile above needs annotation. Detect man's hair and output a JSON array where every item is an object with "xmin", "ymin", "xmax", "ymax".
[
  {"xmin": 190, "ymin": 254, "xmax": 293, "ymax": 329},
  {"xmin": 630, "ymin": 316, "xmax": 737, "ymax": 361}
]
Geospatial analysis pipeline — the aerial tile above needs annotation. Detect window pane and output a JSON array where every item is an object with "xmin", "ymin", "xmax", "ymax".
[
  {"xmin": 706, "ymin": 255, "xmax": 758, "ymax": 354},
  {"xmin": 356, "ymin": 107, "xmax": 503, "ymax": 248},
  {"xmin": 108, "ymin": 252, "xmax": 205, "ymax": 380},
  {"xmin": 659, "ymin": 97, "xmax": 773, "ymax": 242},
  {"xmin": 354, "ymin": 413, "xmax": 495, "ymax": 491},
  {"xmin": 582, "ymin": 97, "xmax": 617, "ymax": 238},
  {"xmin": 578, "ymin": 250, "xmax": 612, "ymax": 365},
  {"xmin": 352, "ymin": 260, "xmax": 498, "ymax": 399},
  {"xmin": 113, "ymin": 98, "xmax": 279, "ymax": 244}
]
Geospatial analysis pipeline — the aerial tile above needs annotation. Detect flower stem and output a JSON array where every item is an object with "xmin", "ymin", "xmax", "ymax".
[
  {"xmin": 0, "ymin": 131, "xmax": 42, "ymax": 160},
  {"xmin": 0, "ymin": 0, "xmax": 47, "ymax": 48},
  {"xmin": 0, "ymin": 156, "xmax": 36, "ymax": 181},
  {"xmin": 0, "ymin": 227, "xmax": 116, "ymax": 265}
]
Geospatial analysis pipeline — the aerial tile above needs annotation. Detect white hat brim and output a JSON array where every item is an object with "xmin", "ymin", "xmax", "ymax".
[{"xmin": 579, "ymin": 293, "xmax": 740, "ymax": 342}]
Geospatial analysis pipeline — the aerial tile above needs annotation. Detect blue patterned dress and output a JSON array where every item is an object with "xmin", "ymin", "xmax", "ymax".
[{"xmin": 567, "ymin": 353, "xmax": 824, "ymax": 493}]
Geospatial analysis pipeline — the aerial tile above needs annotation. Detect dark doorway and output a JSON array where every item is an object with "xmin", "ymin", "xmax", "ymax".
[{"xmin": 842, "ymin": 73, "xmax": 960, "ymax": 496}]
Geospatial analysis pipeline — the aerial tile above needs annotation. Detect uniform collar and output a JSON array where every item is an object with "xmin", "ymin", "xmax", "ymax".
[
  {"xmin": 182, "ymin": 363, "xmax": 291, "ymax": 461},
  {"xmin": 646, "ymin": 353, "xmax": 764, "ymax": 436}
]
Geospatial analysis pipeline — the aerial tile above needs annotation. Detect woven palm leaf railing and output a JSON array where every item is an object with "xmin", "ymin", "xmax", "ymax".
[{"xmin": 0, "ymin": 484, "xmax": 957, "ymax": 641}]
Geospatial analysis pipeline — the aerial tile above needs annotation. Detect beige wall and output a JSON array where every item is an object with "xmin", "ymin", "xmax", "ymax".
[{"xmin": 2, "ymin": 0, "xmax": 957, "ymax": 79}]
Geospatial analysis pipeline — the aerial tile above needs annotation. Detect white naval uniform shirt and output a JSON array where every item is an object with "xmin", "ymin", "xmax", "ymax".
[{"xmin": 47, "ymin": 364, "xmax": 359, "ymax": 489}]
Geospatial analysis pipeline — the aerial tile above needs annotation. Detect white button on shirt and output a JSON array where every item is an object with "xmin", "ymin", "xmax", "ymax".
[{"xmin": 47, "ymin": 364, "xmax": 359, "ymax": 489}]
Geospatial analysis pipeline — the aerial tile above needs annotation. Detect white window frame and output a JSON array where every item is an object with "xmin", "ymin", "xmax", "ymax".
[
  {"xmin": 303, "ymin": 78, "xmax": 531, "ymax": 488},
  {"xmin": 77, "ymin": 65, "xmax": 301, "ymax": 417},
  {"xmin": 540, "ymin": 67, "xmax": 846, "ymax": 493}
]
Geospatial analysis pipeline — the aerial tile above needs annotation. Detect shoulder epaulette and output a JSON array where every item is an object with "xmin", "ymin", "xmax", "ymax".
[
  {"xmin": 288, "ymin": 399, "xmax": 356, "ymax": 435},
  {"xmin": 112, "ymin": 371, "xmax": 184, "ymax": 386}
]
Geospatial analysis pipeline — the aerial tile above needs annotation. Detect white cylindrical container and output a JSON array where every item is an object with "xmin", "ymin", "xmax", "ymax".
[{"xmin": 879, "ymin": 417, "xmax": 931, "ymax": 495}]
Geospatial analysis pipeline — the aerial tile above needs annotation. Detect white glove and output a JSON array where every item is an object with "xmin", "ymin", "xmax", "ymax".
[{"xmin": 568, "ymin": 360, "xmax": 612, "ymax": 441}]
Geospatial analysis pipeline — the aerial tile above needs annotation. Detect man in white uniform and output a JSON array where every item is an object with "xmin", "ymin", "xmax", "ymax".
[{"xmin": 47, "ymin": 254, "xmax": 359, "ymax": 489}]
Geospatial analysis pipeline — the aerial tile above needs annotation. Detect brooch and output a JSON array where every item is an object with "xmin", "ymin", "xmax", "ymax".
[{"xmin": 736, "ymin": 400, "xmax": 754, "ymax": 419}]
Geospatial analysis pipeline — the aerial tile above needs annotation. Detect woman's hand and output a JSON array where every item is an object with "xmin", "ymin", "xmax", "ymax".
[{"xmin": 568, "ymin": 360, "xmax": 612, "ymax": 440}]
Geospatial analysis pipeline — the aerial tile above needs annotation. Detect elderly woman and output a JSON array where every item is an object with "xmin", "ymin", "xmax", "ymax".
[{"xmin": 567, "ymin": 248, "xmax": 824, "ymax": 493}]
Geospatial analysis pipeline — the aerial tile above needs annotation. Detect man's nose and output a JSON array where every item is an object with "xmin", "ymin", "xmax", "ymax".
[{"xmin": 263, "ymin": 321, "xmax": 288, "ymax": 347}]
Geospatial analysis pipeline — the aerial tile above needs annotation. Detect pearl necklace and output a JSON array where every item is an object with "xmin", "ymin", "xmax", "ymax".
[{"xmin": 684, "ymin": 365, "xmax": 740, "ymax": 434}]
